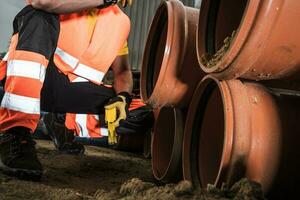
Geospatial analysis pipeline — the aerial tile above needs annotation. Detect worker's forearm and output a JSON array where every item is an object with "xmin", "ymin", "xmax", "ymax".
[
  {"xmin": 113, "ymin": 70, "xmax": 133, "ymax": 95},
  {"xmin": 30, "ymin": 0, "xmax": 104, "ymax": 14}
]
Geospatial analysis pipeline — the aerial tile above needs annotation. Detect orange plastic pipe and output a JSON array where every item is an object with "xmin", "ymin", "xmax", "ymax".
[
  {"xmin": 183, "ymin": 75, "xmax": 300, "ymax": 198},
  {"xmin": 197, "ymin": 0, "xmax": 300, "ymax": 80},
  {"xmin": 141, "ymin": 0, "xmax": 205, "ymax": 109}
]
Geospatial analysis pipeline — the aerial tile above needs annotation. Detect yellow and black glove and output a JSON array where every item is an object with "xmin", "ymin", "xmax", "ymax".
[
  {"xmin": 105, "ymin": 92, "xmax": 131, "ymax": 145},
  {"xmin": 97, "ymin": 0, "xmax": 117, "ymax": 9},
  {"xmin": 98, "ymin": 0, "xmax": 133, "ymax": 9},
  {"xmin": 105, "ymin": 92, "xmax": 132, "ymax": 127},
  {"xmin": 119, "ymin": 0, "xmax": 133, "ymax": 8}
]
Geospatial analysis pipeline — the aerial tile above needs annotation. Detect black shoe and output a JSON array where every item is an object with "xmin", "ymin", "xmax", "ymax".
[
  {"xmin": 0, "ymin": 127, "xmax": 43, "ymax": 181},
  {"xmin": 44, "ymin": 113, "xmax": 85, "ymax": 155}
]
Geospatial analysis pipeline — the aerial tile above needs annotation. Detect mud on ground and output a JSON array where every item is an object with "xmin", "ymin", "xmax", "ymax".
[{"xmin": 0, "ymin": 140, "xmax": 265, "ymax": 200}]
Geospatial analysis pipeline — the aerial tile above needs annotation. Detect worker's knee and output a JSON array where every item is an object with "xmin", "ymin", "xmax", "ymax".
[
  {"xmin": 14, "ymin": 6, "xmax": 59, "ymax": 32},
  {"xmin": 14, "ymin": 6, "xmax": 60, "ymax": 59},
  {"xmin": 17, "ymin": 7, "xmax": 60, "ymax": 37}
]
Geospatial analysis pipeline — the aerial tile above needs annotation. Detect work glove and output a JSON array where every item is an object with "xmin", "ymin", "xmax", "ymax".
[
  {"xmin": 104, "ymin": 92, "xmax": 132, "ymax": 127},
  {"xmin": 119, "ymin": 0, "xmax": 133, "ymax": 8},
  {"xmin": 98, "ymin": 0, "xmax": 133, "ymax": 9},
  {"xmin": 116, "ymin": 105, "xmax": 154, "ymax": 135}
]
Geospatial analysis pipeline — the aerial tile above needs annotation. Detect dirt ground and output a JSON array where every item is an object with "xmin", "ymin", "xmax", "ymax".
[{"xmin": 0, "ymin": 140, "xmax": 266, "ymax": 200}]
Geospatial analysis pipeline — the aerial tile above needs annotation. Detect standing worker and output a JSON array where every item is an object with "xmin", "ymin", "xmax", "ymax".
[{"xmin": 0, "ymin": 0, "xmax": 133, "ymax": 181}]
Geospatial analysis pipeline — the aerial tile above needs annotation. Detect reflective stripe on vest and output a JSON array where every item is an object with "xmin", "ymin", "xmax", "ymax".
[
  {"xmin": 73, "ymin": 63, "xmax": 105, "ymax": 84},
  {"xmin": 54, "ymin": 6, "xmax": 130, "ymax": 84},
  {"xmin": 54, "ymin": 47, "xmax": 78, "ymax": 70}
]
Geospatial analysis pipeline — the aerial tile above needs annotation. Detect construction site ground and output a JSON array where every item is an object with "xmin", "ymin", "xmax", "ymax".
[{"xmin": 0, "ymin": 140, "xmax": 265, "ymax": 200}]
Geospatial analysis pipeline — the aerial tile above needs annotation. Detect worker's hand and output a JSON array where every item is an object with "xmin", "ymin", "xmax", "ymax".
[
  {"xmin": 104, "ymin": 92, "xmax": 132, "ymax": 127},
  {"xmin": 98, "ymin": 0, "xmax": 132, "ymax": 9},
  {"xmin": 97, "ymin": 0, "xmax": 117, "ymax": 9},
  {"xmin": 118, "ymin": 0, "xmax": 133, "ymax": 8}
]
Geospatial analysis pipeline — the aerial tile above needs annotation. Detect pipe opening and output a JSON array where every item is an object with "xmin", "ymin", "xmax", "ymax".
[
  {"xmin": 202, "ymin": 0, "xmax": 248, "ymax": 65},
  {"xmin": 146, "ymin": 5, "xmax": 169, "ymax": 98},
  {"xmin": 191, "ymin": 81, "xmax": 225, "ymax": 187},
  {"xmin": 152, "ymin": 107, "xmax": 176, "ymax": 180}
]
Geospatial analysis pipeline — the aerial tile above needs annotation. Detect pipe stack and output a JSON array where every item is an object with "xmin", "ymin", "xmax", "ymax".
[
  {"xmin": 141, "ymin": 0, "xmax": 205, "ymax": 183},
  {"xmin": 182, "ymin": 0, "xmax": 300, "ymax": 199},
  {"xmin": 182, "ymin": 76, "xmax": 300, "ymax": 199},
  {"xmin": 141, "ymin": 0, "xmax": 300, "ymax": 198}
]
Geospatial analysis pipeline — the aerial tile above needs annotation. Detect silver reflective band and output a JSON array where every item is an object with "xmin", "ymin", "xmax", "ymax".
[
  {"xmin": 7, "ymin": 60, "xmax": 46, "ymax": 82},
  {"xmin": 73, "ymin": 63, "xmax": 105, "ymax": 84},
  {"xmin": 55, "ymin": 47, "xmax": 78, "ymax": 69},
  {"xmin": 1, "ymin": 92, "xmax": 40, "ymax": 114},
  {"xmin": 94, "ymin": 115, "xmax": 108, "ymax": 136},
  {"xmin": 72, "ymin": 76, "xmax": 89, "ymax": 83},
  {"xmin": 75, "ymin": 114, "xmax": 89, "ymax": 138},
  {"xmin": 101, "ymin": 128, "xmax": 109, "ymax": 136}
]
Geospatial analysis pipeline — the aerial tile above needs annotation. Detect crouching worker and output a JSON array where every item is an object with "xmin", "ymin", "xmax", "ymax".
[
  {"xmin": 0, "ymin": 0, "xmax": 134, "ymax": 181},
  {"xmin": 43, "ymin": 98, "xmax": 154, "ymax": 153}
]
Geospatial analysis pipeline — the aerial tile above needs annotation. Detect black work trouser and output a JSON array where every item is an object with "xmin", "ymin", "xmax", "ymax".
[{"xmin": 41, "ymin": 60, "xmax": 115, "ymax": 115}]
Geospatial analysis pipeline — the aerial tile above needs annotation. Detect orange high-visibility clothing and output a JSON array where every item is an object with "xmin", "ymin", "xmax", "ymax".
[
  {"xmin": 0, "ymin": 35, "xmax": 50, "ymax": 132},
  {"xmin": 0, "ymin": 7, "xmax": 58, "ymax": 132},
  {"xmin": 54, "ymin": 6, "xmax": 130, "ymax": 84},
  {"xmin": 0, "ymin": 5, "xmax": 130, "ymax": 132},
  {"xmin": 0, "ymin": 54, "xmax": 8, "ymax": 81}
]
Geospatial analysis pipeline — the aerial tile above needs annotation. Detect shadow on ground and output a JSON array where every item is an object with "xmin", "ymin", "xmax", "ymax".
[{"xmin": 0, "ymin": 140, "xmax": 265, "ymax": 200}]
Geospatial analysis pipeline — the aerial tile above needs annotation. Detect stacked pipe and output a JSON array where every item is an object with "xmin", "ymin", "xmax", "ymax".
[
  {"xmin": 181, "ymin": 0, "xmax": 300, "ymax": 199},
  {"xmin": 141, "ymin": 0, "xmax": 205, "ymax": 183},
  {"xmin": 141, "ymin": 0, "xmax": 300, "ymax": 198}
]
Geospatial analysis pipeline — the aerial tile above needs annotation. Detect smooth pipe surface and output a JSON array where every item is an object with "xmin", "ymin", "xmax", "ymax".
[
  {"xmin": 152, "ymin": 107, "xmax": 185, "ymax": 183},
  {"xmin": 141, "ymin": 0, "xmax": 205, "ymax": 109},
  {"xmin": 183, "ymin": 75, "xmax": 300, "ymax": 199},
  {"xmin": 197, "ymin": 0, "xmax": 300, "ymax": 80}
]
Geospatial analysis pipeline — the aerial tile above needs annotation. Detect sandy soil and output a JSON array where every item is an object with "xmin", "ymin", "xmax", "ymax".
[{"xmin": 0, "ymin": 140, "xmax": 265, "ymax": 200}]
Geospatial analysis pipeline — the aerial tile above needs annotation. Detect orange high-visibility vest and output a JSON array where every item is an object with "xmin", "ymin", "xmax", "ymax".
[
  {"xmin": 0, "ymin": 4, "xmax": 130, "ymax": 132},
  {"xmin": 26, "ymin": 0, "xmax": 130, "ymax": 83},
  {"xmin": 54, "ymin": 6, "xmax": 130, "ymax": 84}
]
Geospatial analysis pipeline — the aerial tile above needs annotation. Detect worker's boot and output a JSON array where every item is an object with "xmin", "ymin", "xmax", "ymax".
[
  {"xmin": 44, "ymin": 113, "xmax": 85, "ymax": 155},
  {"xmin": 0, "ymin": 127, "xmax": 43, "ymax": 181}
]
